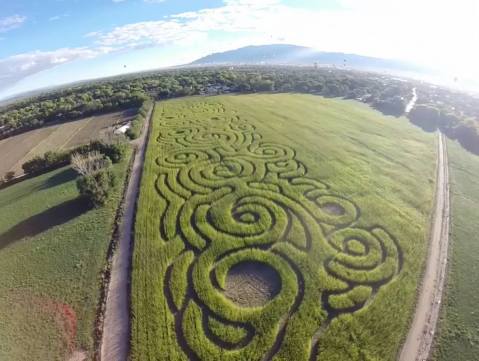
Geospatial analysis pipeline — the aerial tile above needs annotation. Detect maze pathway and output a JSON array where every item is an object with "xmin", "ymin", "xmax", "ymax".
[{"xmin": 140, "ymin": 101, "xmax": 403, "ymax": 361}]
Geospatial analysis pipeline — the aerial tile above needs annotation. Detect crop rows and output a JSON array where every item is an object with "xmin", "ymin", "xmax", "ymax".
[{"xmin": 132, "ymin": 101, "xmax": 403, "ymax": 361}]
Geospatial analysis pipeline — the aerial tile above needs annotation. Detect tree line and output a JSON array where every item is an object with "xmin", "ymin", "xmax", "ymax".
[{"xmin": 1, "ymin": 66, "xmax": 478, "ymax": 155}]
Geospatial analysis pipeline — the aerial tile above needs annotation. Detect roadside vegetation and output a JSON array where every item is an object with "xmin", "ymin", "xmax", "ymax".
[
  {"xmin": 433, "ymin": 139, "xmax": 479, "ymax": 361},
  {"xmin": 126, "ymin": 99, "xmax": 153, "ymax": 140},
  {"xmin": 0, "ymin": 147, "xmax": 132, "ymax": 360},
  {"xmin": 131, "ymin": 94, "xmax": 436, "ymax": 360},
  {"xmin": 72, "ymin": 151, "xmax": 117, "ymax": 208},
  {"xmin": 1, "ymin": 65, "xmax": 477, "ymax": 360}
]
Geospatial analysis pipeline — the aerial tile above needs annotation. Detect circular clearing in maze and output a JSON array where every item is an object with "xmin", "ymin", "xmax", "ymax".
[
  {"xmin": 322, "ymin": 202, "xmax": 345, "ymax": 215},
  {"xmin": 224, "ymin": 261, "xmax": 281, "ymax": 307}
]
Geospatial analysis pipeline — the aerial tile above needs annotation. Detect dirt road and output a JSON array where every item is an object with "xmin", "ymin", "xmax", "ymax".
[
  {"xmin": 399, "ymin": 132, "xmax": 450, "ymax": 361},
  {"xmin": 100, "ymin": 106, "xmax": 153, "ymax": 361}
]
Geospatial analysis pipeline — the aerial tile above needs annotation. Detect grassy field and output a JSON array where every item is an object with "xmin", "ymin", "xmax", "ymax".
[
  {"xmin": 0, "ymin": 109, "xmax": 135, "ymax": 178},
  {"xmin": 131, "ymin": 93, "xmax": 437, "ymax": 361},
  {"xmin": 433, "ymin": 140, "xmax": 479, "ymax": 361},
  {"xmin": 0, "ymin": 150, "xmax": 131, "ymax": 360}
]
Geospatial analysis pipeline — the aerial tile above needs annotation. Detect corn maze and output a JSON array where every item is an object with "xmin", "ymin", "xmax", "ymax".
[{"xmin": 133, "ymin": 100, "xmax": 404, "ymax": 361}]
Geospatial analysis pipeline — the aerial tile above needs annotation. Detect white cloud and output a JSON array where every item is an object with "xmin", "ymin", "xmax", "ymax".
[
  {"xmin": 93, "ymin": 0, "xmax": 281, "ymax": 48},
  {"xmin": 2, "ymin": 0, "xmax": 479, "ymax": 96},
  {"xmin": 0, "ymin": 47, "xmax": 113, "ymax": 91},
  {"xmin": 0, "ymin": 15, "xmax": 27, "ymax": 33},
  {"xmin": 86, "ymin": 0, "xmax": 479, "ymax": 83}
]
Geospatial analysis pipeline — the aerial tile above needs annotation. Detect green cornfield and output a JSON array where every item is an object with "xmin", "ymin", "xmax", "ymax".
[{"xmin": 131, "ymin": 94, "xmax": 436, "ymax": 360}]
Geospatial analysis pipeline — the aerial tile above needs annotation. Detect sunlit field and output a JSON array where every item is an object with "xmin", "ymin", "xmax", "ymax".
[
  {"xmin": 0, "ymin": 152, "xmax": 131, "ymax": 360},
  {"xmin": 131, "ymin": 94, "xmax": 436, "ymax": 360},
  {"xmin": 434, "ymin": 140, "xmax": 479, "ymax": 361},
  {"xmin": 0, "ymin": 109, "xmax": 134, "ymax": 179}
]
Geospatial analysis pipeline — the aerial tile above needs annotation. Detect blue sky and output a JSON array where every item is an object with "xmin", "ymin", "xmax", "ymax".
[{"xmin": 1, "ymin": 0, "xmax": 478, "ymax": 99}]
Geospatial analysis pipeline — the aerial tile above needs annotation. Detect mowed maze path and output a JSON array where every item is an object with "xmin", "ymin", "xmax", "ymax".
[
  {"xmin": 130, "ymin": 94, "xmax": 437, "ymax": 361},
  {"xmin": 0, "ymin": 109, "xmax": 135, "ymax": 178}
]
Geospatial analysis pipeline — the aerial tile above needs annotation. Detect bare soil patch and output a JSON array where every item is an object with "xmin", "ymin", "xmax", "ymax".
[
  {"xmin": 225, "ymin": 261, "xmax": 281, "ymax": 307},
  {"xmin": 0, "ymin": 109, "xmax": 135, "ymax": 179},
  {"xmin": 322, "ymin": 203, "xmax": 345, "ymax": 215}
]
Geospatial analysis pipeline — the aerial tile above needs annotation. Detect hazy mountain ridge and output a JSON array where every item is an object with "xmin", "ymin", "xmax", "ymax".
[{"xmin": 190, "ymin": 44, "xmax": 423, "ymax": 73}]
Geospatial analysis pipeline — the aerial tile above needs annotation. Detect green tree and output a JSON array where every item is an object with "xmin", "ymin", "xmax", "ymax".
[{"xmin": 76, "ymin": 169, "xmax": 116, "ymax": 208}]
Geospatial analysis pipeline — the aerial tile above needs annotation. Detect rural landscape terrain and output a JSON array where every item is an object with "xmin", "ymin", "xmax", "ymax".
[
  {"xmin": 0, "ymin": 109, "xmax": 135, "ymax": 179},
  {"xmin": 131, "ymin": 93, "xmax": 438, "ymax": 361},
  {"xmin": 0, "ymin": 64, "xmax": 477, "ymax": 361},
  {"xmin": 0, "ymin": 156, "xmax": 131, "ymax": 360}
]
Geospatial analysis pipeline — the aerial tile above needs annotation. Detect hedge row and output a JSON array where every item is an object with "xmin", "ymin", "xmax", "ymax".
[
  {"xmin": 21, "ymin": 140, "xmax": 128, "ymax": 176},
  {"xmin": 126, "ymin": 99, "xmax": 154, "ymax": 140}
]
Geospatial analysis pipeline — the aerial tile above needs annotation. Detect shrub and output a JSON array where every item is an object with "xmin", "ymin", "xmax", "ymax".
[
  {"xmin": 88, "ymin": 140, "xmax": 127, "ymax": 163},
  {"xmin": 408, "ymin": 104, "xmax": 440, "ymax": 132},
  {"xmin": 21, "ymin": 137, "xmax": 128, "ymax": 177},
  {"xmin": 126, "ymin": 99, "xmax": 152, "ymax": 140},
  {"xmin": 71, "ymin": 151, "xmax": 112, "ymax": 176},
  {"xmin": 76, "ymin": 169, "xmax": 116, "ymax": 207},
  {"xmin": 22, "ymin": 151, "xmax": 69, "ymax": 174},
  {"xmin": 126, "ymin": 115, "xmax": 143, "ymax": 140}
]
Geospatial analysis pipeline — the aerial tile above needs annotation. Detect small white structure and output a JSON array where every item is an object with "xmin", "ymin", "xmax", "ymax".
[{"xmin": 114, "ymin": 123, "xmax": 131, "ymax": 135}]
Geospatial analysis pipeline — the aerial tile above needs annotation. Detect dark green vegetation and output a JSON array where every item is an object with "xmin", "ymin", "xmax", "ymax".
[
  {"xmin": 0, "ymin": 89, "xmax": 147, "ymax": 138},
  {"xmin": 126, "ymin": 99, "xmax": 153, "ymax": 139},
  {"xmin": 132, "ymin": 94, "xmax": 436, "ymax": 360},
  {"xmin": 0, "ymin": 67, "xmax": 413, "ymax": 139},
  {"xmin": 0, "ymin": 109, "xmax": 134, "ymax": 179},
  {"xmin": 2, "ymin": 67, "xmax": 477, "ymax": 156},
  {"xmin": 1, "ymin": 66, "xmax": 478, "ymax": 160},
  {"xmin": 77, "ymin": 167, "xmax": 116, "ymax": 208},
  {"xmin": 21, "ymin": 140, "xmax": 126, "ymax": 177},
  {"xmin": 0, "ymin": 150, "xmax": 131, "ymax": 360},
  {"xmin": 409, "ymin": 102, "xmax": 479, "ymax": 154},
  {"xmin": 434, "ymin": 140, "xmax": 479, "ymax": 361}
]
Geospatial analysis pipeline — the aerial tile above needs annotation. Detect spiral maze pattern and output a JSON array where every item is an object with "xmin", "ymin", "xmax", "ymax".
[{"xmin": 152, "ymin": 102, "xmax": 403, "ymax": 361}]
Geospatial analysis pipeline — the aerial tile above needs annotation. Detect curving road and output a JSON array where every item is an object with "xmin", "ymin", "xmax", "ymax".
[
  {"xmin": 100, "ymin": 106, "xmax": 153, "ymax": 361},
  {"xmin": 405, "ymin": 87, "xmax": 418, "ymax": 114},
  {"xmin": 399, "ymin": 132, "xmax": 450, "ymax": 361}
]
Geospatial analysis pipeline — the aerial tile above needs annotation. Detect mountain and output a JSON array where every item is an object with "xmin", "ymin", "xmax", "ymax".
[{"xmin": 190, "ymin": 44, "xmax": 423, "ymax": 73}]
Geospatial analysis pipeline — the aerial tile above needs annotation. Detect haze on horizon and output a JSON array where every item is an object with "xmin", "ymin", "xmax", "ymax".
[{"xmin": 1, "ymin": 0, "xmax": 478, "ymax": 100}]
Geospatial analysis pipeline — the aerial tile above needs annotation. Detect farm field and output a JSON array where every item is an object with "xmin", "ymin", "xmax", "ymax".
[
  {"xmin": 0, "ymin": 150, "xmax": 131, "ymax": 360},
  {"xmin": 0, "ymin": 109, "xmax": 135, "ymax": 178},
  {"xmin": 131, "ymin": 93, "xmax": 437, "ymax": 361},
  {"xmin": 433, "ymin": 140, "xmax": 479, "ymax": 361}
]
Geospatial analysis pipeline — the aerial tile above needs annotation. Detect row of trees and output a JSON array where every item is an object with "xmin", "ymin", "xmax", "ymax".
[
  {"xmin": 1, "ymin": 66, "xmax": 478, "ymax": 155},
  {"xmin": 72, "ymin": 151, "xmax": 117, "ymax": 208},
  {"xmin": 22, "ymin": 139, "xmax": 127, "ymax": 176},
  {"xmin": 0, "ymin": 90, "xmax": 148, "ymax": 139},
  {"xmin": 126, "ymin": 99, "xmax": 153, "ymax": 140},
  {"xmin": 409, "ymin": 104, "xmax": 479, "ymax": 154},
  {"xmin": 0, "ymin": 67, "xmax": 413, "ymax": 137}
]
